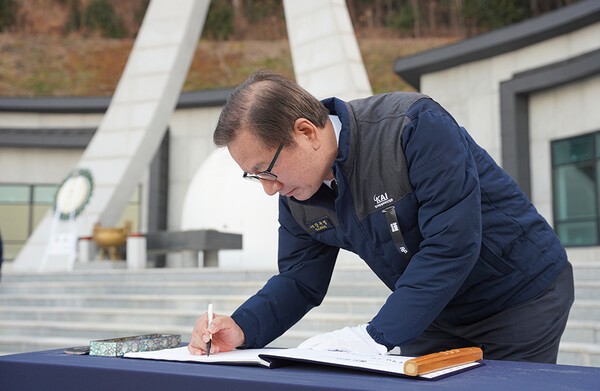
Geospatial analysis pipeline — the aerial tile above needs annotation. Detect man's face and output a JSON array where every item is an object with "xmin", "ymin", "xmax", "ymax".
[{"xmin": 228, "ymin": 121, "xmax": 332, "ymax": 201}]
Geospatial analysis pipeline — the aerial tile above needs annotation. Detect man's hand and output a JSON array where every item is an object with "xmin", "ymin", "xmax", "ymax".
[
  {"xmin": 298, "ymin": 324, "xmax": 388, "ymax": 355},
  {"xmin": 188, "ymin": 313, "xmax": 245, "ymax": 355}
]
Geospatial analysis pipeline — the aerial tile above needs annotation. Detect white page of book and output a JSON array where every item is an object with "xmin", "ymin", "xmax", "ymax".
[
  {"xmin": 260, "ymin": 348, "xmax": 480, "ymax": 379},
  {"xmin": 125, "ymin": 346, "xmax": 279, "ymax": 367}
]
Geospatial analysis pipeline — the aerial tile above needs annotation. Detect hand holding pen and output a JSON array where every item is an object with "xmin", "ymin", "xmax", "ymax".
[{"xmin": 187, "ymin": 307, "xmax": 246, "ymax": 356}]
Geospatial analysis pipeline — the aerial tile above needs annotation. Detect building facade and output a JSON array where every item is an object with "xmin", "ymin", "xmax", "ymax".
[
  {"xmin": 2, "ymin": 1, "xmax": 599, "ymax": 268},
  {"xmin": 394, "ymin": 0, "xmax": 600, "ymax": 264},
  {"xmin": 0, "ymin": 90, "xmax": 229, "ymax": 263}
]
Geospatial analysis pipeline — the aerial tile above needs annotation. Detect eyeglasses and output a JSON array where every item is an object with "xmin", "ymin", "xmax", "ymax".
[{"xmin": 243, "ymin": 142, "xmax": 284, "ymax": 182}]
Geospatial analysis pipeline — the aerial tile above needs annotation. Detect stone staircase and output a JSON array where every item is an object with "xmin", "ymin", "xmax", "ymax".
[
  {"xmin": 555, "ymin": 262, "xmax": 600, "ymax": 366},
  {"xmin": 0, "ymin": 264, "xmax": 385, "ymax": 355},
  {"xmin": 0, "ymin": 261, "xmax": 598, "ymax": 367}
]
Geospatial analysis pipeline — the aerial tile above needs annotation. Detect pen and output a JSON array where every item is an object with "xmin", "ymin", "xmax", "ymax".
[{"xmin": 206, "ymin": 303, "xmax": 213, "ymax": 357}]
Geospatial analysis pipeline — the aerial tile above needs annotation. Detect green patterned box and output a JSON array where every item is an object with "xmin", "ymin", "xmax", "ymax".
[{"xmin": 89, "ymin": 334, "xmax": 181, "ymax": 357}]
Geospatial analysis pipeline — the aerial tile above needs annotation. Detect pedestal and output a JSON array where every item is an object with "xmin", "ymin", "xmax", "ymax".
[{"xmin": 126, "ymin": 234, "xmax": 147, "ymax": 269}]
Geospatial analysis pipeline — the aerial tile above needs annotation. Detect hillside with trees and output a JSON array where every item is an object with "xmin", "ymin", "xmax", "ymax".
[{"xmin": 0, "ymin": 0, "xmax": 578, "ymax": 96}]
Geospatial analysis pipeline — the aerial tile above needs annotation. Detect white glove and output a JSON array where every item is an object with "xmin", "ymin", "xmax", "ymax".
[{"xmin": 297, "ymin": 324, "xmax": 388, "ymax": 355}]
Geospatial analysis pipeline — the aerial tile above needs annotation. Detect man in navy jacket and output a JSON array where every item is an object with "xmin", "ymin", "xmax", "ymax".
[{"xmin": 188, "ymin": 70, "xmax": 574, "ymax": 363}]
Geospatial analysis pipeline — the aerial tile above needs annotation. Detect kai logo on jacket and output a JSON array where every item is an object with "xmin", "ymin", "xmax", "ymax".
[
  {"xmin": 373, "ymin": 192, "xmax": 394, "ymax": 209},
  {"xmin": 307, "ymin": 217, "xmax": 334, "ymax": 233}
]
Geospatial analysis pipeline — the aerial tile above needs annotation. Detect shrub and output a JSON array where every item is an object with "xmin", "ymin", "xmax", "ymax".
[
  {"xmin": 0, "ymin": 0, "xmax": 17, "ymax": 32},
  {"xmin": 84, "ymin": 0, "xmax": 125, "ymax": 38}
]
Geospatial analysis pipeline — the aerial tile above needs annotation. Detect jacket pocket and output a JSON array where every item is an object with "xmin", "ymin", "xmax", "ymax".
[{"xmin": 479, "ymin": 238, "xmax": 516, "ymax": 276}]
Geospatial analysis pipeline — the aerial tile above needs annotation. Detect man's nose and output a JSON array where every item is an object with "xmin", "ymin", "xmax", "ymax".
[{"xmin": 261, "ymin": 179, "xmax": 282, "ymax": 196}]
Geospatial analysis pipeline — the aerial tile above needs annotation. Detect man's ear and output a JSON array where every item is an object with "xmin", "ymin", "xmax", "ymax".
[{"xmin": 293, "ymin": 118, "xmax": 320, "ymax": 149}]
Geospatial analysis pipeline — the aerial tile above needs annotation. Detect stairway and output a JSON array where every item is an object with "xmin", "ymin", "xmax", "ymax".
[
  {"xmin": 0, "ymin": 261, "xmax": 598, "ymax": 367},
  {"xmin": 555, "ymin": 261, "xmax": 600, "ymax": 366},
  {"xmin": 0, "ymin": 264, "xmax": 385, "ymax": 355}
]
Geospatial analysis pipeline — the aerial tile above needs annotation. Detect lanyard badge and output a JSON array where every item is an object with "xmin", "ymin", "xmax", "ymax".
[{"xmin": 382, "ymin": 206, "xmax": 411, "ymax": 259}]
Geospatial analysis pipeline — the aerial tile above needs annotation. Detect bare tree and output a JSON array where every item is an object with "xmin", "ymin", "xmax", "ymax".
[
  {"xmin": 232, "ymin": 0, "xmax": 247, "ymax": 38},
  {"xmin": 450, "ymin": 0, "xmax": 465, "ymax": 36},
  {"xmin": 410, "ymin": 0, "xmax": 421, "ymax": 38}
]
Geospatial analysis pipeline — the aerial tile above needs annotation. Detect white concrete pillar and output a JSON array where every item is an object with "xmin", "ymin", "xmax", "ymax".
[
  {"xmin": 126, "ymin": 233, "xmax": 147, "ymax": 269},
  {"xmin": 15, "ymin": 0, "xmax": 210, "ymax": 271},
  {"xmin": 283, "ymin": 0, "xmax": 372, "ymax": 100}
]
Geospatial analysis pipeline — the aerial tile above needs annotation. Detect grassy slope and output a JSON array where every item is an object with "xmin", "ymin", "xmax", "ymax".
[{"xmin": 0, "ymin": 34, "xmax": 458, "ymax": 96}]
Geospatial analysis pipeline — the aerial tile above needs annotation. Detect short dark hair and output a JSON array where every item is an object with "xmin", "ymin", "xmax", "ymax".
[{"xmin": 213, "ymin": 70, "xmax": 330, "ymax": 149}]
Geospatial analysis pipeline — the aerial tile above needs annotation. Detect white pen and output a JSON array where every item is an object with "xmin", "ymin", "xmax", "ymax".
[{"xmin": 206, "ymin": 303, "xmax": 213, "ymax": 356}]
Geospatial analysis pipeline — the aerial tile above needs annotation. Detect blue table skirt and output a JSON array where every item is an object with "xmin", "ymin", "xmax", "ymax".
[{"xmin": 1, "ymin": 348, "xmax": 600, "ymax": 391}]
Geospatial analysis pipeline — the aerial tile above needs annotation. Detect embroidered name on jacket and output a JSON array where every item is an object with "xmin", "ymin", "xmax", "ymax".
[{"xmin": 307, "ymin": 217, "xmax": 335, "ymax": 233}]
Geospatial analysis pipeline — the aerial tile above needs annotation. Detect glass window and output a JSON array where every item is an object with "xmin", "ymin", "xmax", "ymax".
[
  {"xmin": 552, "ymin": 134, "xmax": 594, "ymax": 165},
  {"xmin": 32, "ymin": 204, "xmax": 53, "ymax": 230},
  {"xmin": 553, "ymin": 162, "xmax": 596, "ymax": 220},
  {"xmin": 118, "ymin": 185, "xmax": 141, "ymax": 232},
  {"xmin": 552, "ymin": 132, "xmax": 600, "ymax": 246},
  {"xmin": 0, "ymin": 205, "xmax": 30, "ymax": 241},
  {"xmin": 119, "ymin": 205, "xmax": 140, "ymax": 233},
  {"xmin": 0, "ymin": 185, "xmax": 29, "ymax": 203},
  {"xmin": 557, "ymin": 221, "xmax": 597, "ymax": 247},
  {"xmin": 34, "ymin": 185, "xmax": 58, "ymax": 204},
  {"xmin": 0, "ymin": 183, "xmax": 142, "ymax": 261}
]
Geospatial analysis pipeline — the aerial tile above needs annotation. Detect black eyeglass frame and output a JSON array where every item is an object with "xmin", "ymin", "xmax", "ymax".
[{"xmin": 242, "ymin": 142, "xmax": 285, "ymax": 181}]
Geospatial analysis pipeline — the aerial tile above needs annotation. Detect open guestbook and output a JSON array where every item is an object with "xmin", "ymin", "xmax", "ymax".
[{"xmin": 125, "ymin": 346, "xmax": 484, "ymax": 380}]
